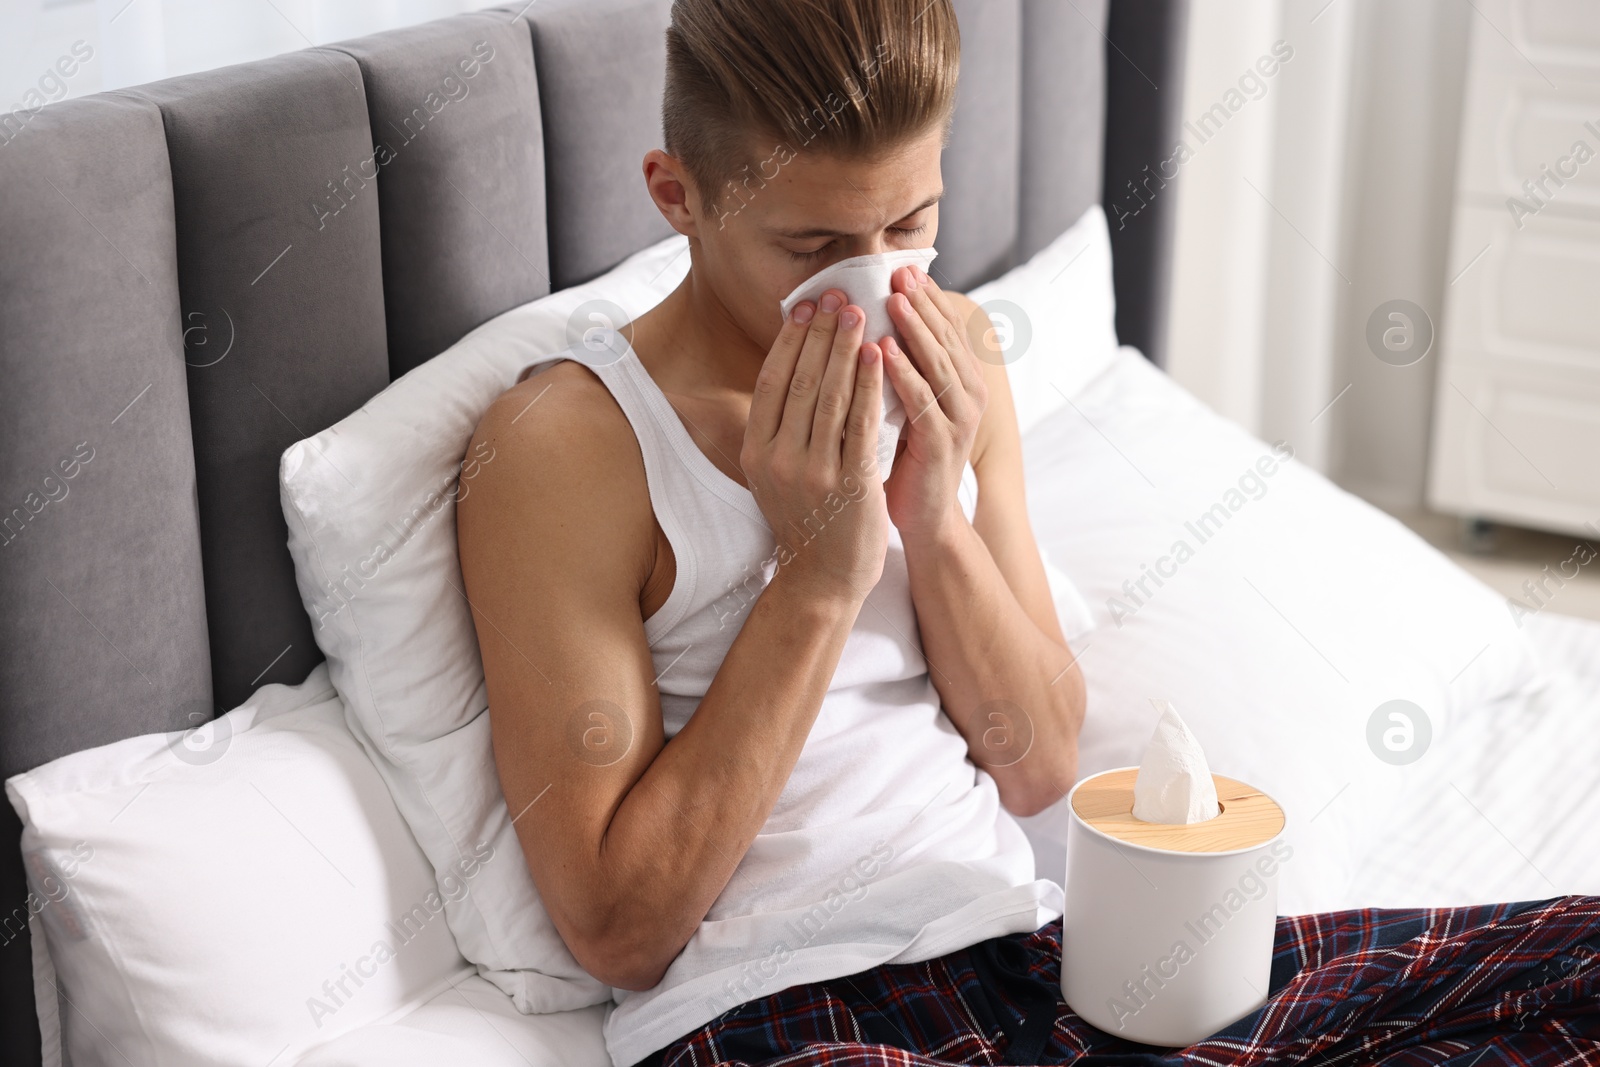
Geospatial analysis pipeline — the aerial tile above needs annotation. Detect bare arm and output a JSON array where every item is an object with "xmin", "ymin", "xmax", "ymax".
[
  {"xmin": 456, "ymin": 293, "xmax": 888, "ymax": 991},
  {"xmin": 891, "ymin": 287, "xmax": 1086, "ymax": 817}
]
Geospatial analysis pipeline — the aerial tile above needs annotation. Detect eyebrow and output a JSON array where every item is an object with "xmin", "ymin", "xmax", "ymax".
[{"xmin": 771, "ymin": 190, "xmax": 944, "ymax": 240}]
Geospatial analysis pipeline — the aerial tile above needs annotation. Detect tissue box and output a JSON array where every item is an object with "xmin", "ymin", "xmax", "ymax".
[{"xmin": 1061, "ymin": 768, "xmax": 1289, "ymax": 1045}]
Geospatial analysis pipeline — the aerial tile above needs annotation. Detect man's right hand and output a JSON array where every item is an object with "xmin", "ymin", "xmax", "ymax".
[{"xmin": 742, "ymin": 288, "xmax": 890, "ymax": 607}]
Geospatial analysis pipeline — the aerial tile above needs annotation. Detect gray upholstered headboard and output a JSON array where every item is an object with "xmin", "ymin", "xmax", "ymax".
[{"xmin": 0, "ymin": 0, "xmax": 1186, "ymax": 1058}]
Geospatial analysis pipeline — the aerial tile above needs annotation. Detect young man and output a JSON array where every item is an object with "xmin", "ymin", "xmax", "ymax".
[{"xmin": 458, "ymin": 2, "xmax": 1600, "ymax": 1064}]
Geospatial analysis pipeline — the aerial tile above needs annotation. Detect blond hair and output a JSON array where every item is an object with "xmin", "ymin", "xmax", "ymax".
[{"xmin": 662, "ymin": 0, "xmax": 961, "ymax": 218}]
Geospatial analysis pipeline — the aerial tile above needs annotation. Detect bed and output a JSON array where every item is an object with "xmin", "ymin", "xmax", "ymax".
[
  {"xmin": 265, "ymin": 341, "xmax": 1600, "ymax": 1067},
  {"xmin": 0, "ymin": 1, "xmax": 1187, "ymax": 1060},
  {"xmin": 4, "ymin": 0, "xmax": 1596, "ymax": 1064}
]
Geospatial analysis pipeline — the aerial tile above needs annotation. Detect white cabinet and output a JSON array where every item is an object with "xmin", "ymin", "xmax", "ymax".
[{"xmin": 1428, "ymin": 0, "xmax": 1600, "ymax": 537}]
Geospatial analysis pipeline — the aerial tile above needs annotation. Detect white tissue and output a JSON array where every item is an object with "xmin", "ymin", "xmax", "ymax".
[
  {"xmin": 777, "ymin": 246, "xmax": 940, "ymax": 482},
  {"xmin": 1131, "ymin": 700, "xmax": 1221, "ymax": 824}
]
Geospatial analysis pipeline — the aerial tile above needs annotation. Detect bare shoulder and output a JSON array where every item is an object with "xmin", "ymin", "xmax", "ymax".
[
  {"xmin": 471, "ymin": 360, "xmax": 628, "ymax": 476},
  {"xmin": 459, "ymin": 358, "xmax": 654, "ymax": 587},
  {"xmin": 947, "ymin": 290, "xmax": 1021, "ymax": 475}
]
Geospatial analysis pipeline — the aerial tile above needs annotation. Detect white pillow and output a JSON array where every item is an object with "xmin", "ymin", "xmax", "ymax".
[
  {"xmin": 1009, "ymin": 347, "xmax": 1541, "ymax": 913},
  {"xmin": 279, "ymin": 237, "xmax": 698, "ymax": 1015},
  {"xmin": 968, "ymin": 203, "xmax": 1120, "ymax": 432},
  {"xmin": 4, "ymin": 664, "xmax": 472, "ymax": 1067},
  {"xmin": 295, "ymin": 975, "xmax": 612, "ymax": 1067}
]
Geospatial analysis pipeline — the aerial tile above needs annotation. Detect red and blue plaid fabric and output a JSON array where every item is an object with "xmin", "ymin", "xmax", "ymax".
[{"xmin": 638, "ymin": 895, "xmax": 1600, "ymax": 1066}]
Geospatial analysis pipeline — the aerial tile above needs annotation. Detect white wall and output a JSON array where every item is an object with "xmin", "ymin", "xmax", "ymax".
[
  {"xmin": 1166, "ymin": 0, "xmax": 1472, "ymax": 509},
  {"xmin": 2, "ymin": 0, "xmax": 508, "ymax": 106}
]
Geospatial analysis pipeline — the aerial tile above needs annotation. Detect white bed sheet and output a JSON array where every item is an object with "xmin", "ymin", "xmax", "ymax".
[{"xmin": 1349, "ymin": 609, "xmax": 1600, "ymax": 907}]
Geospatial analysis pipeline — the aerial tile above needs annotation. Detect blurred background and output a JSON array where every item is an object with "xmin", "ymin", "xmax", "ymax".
[
  {"xmin": 1161, "ymin": 0, "xmax": 1600, "ymax": 621},
  {"xmin": 4, "ymin": 0, "xmax": 1597, "ymax": 617}
]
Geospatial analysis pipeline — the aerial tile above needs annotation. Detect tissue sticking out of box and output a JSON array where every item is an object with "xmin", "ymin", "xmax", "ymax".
[{"xmin": 1131, "ymin": 700, "xmax": 1221, "ymax": 824}]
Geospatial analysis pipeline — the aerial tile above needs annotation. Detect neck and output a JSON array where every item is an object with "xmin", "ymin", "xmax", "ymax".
[{"xmin": 632, "ymin": 246, "xmax": 767, "ymax": 400}]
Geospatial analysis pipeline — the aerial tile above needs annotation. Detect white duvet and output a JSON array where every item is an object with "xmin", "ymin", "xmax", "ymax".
[{"xmin": 1352, "ymin": 609, "xmax": 1600, "ymax": 907}]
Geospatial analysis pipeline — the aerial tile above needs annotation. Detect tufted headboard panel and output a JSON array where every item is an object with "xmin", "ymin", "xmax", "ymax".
[{"xmin": 0, "ymin": 1, "xmax": 1187, "ymax": 1059}]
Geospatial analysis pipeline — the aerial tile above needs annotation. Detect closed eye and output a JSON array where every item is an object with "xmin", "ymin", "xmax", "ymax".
[{"xmin": 786, "ymin": 223, "xmax": 930, "ymax": 263}]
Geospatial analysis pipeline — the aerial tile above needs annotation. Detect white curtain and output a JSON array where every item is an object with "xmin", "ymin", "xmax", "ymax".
[{"xmin": 1165, "ymin": 0, "xmax": 1472, "ymax": 510}]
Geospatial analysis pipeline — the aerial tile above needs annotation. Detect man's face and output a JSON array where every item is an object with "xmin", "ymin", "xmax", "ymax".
[{"xmin": 677, "ymin": 126, "xmax": 945, "ymax": 351}]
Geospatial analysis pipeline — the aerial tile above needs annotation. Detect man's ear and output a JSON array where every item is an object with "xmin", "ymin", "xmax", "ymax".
[{"xmin": 643, "ymin": 148, "xmax": 706, "ymax": 240}]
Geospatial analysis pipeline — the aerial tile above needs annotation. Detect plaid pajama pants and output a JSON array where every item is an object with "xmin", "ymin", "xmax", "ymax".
[{"xmin": 637, "ymin": 895, "xmax": 1600, "ymax": 1066}]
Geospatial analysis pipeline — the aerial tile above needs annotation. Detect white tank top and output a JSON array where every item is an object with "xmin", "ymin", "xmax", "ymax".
[{"xmin": 515, "ymin": 329, "xmax": 1063, "ymax": 1067}]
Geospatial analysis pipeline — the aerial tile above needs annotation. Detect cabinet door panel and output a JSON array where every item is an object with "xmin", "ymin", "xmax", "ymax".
[
  {"xmin": 1429, "ymin": 206, "xmax": 1600, "ymax": 533},
  {"xmin": 1452, "ymin": 0, "xmax": 1600, "ymax": 216}
]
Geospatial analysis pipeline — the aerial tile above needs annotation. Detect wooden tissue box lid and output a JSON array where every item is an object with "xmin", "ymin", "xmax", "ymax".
[{"xmin": 1071, "ymin": 768, "xmax": 1284, "ymax": 853}]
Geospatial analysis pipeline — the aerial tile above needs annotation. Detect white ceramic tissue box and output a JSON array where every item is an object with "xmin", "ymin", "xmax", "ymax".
[{"xmin": 1061, "ymin": 767, "xmax": 1289, "ymax": 1046}]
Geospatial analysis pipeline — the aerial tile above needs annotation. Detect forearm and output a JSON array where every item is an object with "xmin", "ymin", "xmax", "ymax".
[
  {"xmin": 585, "ymin": 573, "xmax": 861, "ymax": 987},
  {"xmin": 902, "ymin": 507, "xmax": 1084, "ymax": 817}
]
